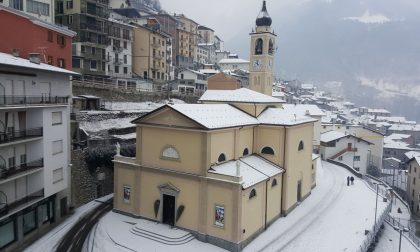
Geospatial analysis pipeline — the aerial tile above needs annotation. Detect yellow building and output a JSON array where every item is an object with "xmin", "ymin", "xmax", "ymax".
[
  {"xmin": 174, "ymin": 14, "xmax": 198, "ymax": 68},
  {"xmin": 132, "ymin": 20, "xmax": 169, "ymax": 84},
  {"xmin": 113, "ymin": 2, "xmax": 316, "ymax": 251}
]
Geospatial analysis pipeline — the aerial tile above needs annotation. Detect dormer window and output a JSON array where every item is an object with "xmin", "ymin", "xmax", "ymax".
[
  {"xmin": 261, "ymin": 147, "xmax": 274, "ymax": 155},
  {"xmin": 218, "ymin": 153, "xmax": 226, "ymax": 162}
]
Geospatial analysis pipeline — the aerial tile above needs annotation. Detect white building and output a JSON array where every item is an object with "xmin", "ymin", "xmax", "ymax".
[
  {"xmin": 0, "ymin": 52, "xmax": 75, "ymax": 251},
  {"xmin": 218, "ymin": 58, "xmax": 250, "ymax": 71},
  {"xmin": 1, "ymin": 0, "xmax": 54, "ymax": 23},
  {"xmin": 320, "ymin": 131, "xmax": 373, "ymax": 174},
  {"xmin": 175, "ymin": 69, "xmax": 207, "ymax": 94}
]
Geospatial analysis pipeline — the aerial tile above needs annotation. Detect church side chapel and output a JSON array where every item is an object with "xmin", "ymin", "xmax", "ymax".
[{"xmin": 113, "ymin": 2, "xmax": 317, "ymax": 251}]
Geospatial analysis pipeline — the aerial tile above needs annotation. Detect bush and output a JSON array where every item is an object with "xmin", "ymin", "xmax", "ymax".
[{"xmin": 85, "ymin": 144, "xmax": 135, "ymax": 172}]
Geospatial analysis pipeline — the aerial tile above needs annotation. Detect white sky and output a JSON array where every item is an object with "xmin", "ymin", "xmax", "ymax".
[{"xmin": 159, "ymin": 0, "xmax": 301, "ymax": 42}]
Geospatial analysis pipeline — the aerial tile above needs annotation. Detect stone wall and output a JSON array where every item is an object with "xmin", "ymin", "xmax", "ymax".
[{"xmin": 71, "ymin": 149, "xmax": 114, "ymax": 207}]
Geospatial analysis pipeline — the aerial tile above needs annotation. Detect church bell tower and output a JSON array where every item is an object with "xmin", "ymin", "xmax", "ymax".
[{"xmin": 249, "ymin": 0, "xmax": 276, "ymax": 96}]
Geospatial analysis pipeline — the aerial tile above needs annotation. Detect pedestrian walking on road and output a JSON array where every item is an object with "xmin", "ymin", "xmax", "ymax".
[
  {"xmin": 347, "ymin": 176, "xmax": 350, "ymax": 186},
  {"xmin": 350, "ymin": 176, "xmax": 354, "ymax": 185}
]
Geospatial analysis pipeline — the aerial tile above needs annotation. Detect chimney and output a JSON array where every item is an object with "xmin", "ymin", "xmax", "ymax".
[
  {"xmin": 305, "ymin": 110, "xmax": 310, "ymax": 116},
  {"xmin": 236, "ymin": 160, "xmax": 241, "ymax": 177},
  {"xmin": 29, "ymin": 53, "xmax": 41, "ymax": 64},
  {"xmin": 12, "ymin": 49, "xmax": 20, "ymax": 57}
]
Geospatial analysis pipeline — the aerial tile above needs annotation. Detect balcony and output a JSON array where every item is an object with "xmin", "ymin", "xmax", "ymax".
[
  {"xmin": 0, "ymin": 96, "xmax": 69, "ymax": 107},
  {"xmin": 0, "ymin": 127, "xmax": 43, "ymax": 145},
  {"xmin": 80, "ymin": 23, "xmax": 106, "ymax": 34},
  {"xmin": 153, "ymin": 54, "xmax": 162, "ymax": 60},
  {"xmin": 0, "ymin": 159, "xmax": 44, "ymax": 181},
  {"xmin": 151, "ymin": 42, "xmax": 161, "ymax": 48},
  {"xmin": 0, "ymin": 189, "xmax": 44, "ymax": 219}
]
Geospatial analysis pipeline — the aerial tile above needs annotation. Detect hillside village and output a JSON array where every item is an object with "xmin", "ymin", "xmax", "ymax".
[{"xmin": 0, "ymin": 0, "xmax": 419, "ymax": 252}]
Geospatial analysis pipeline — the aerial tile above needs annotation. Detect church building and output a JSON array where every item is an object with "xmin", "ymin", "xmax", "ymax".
[{"xmin": 113, "ymin": 2, "xmax": 316, "ymax": 251}]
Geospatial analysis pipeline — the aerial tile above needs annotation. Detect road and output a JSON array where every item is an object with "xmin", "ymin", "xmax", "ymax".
[{"xmin": 55, "ymin": 199, "xmax": 112, "ymax": 252}]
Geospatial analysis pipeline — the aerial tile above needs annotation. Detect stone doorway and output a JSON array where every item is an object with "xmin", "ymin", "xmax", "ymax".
[{"xmin": 162, "ymin": 194, "xmax": 175, "ymax": 226}]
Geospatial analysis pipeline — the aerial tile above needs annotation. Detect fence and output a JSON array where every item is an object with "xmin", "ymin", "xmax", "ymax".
[{"xmin": 386, "ymin": 214, "xmax": 420, "ymax": 249}]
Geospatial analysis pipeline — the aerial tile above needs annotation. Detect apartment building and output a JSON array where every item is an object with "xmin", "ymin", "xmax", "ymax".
[
  {"xmin": 55, "ymin": 0, "xmax": 110, "ymax": 78},
  {"xmin": 132, "ymin": 21, "xmax": 170, "ymax": 86},
  {"xmin": 0, "ymin": 6, "xmax": 75, "ymax": 70},
  {"xmin": 0, "ymin": 52, "xmax": 75, "ymax": 251},
  {"xmin": 407, "ymin": 157, "xmax": 420, "ymax": 216},
  {"xmin": 0, "ymin": 0, "xmax": 54, "ymax": 23},
  {"xmin": 174, "ymin": 14, "xmax": 198, "ymax": 70}
]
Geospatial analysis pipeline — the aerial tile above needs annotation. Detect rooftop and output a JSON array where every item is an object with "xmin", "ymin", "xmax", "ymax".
[
  {"xmin": 0, "ymin": 52, "xmax": 78, "ymax": 75},
  {"xmin": 258, "ymin": 108, "xmax": 317, "ymax": 126},
  {"xmin": 320, "ymin": 131, "xmax": 347, "ymax": 143},
  {"xmin": 282, "ymin": 104, "xmax": 325, "ymax": 117},
  {"xmin": 218, "ymin": 58, "xmax": 250, "ymax": 64},
  {"xmin": 199, "ymin": 88, "xmax": 284, "ymax": 104}
]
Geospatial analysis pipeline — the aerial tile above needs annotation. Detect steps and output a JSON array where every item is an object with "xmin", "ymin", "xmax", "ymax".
[{"xmin": 130, "ymin": 223, "xmax": 195, "ymax": 245}]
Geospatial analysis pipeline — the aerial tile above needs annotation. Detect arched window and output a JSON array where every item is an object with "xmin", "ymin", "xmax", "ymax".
[
  {"xmin": 269, "ymin": 39, "xmax": 274, "ymax": 55},
  {"xmin": 272, "ymin": 179, "xmax": 278, "ymax": 187},
  {"xmin": 255, "ymin": 38, "xmax": 263, "ymax": 55},
  {"xmin": 249, "ymin": 188, "xmax": 257, "ymax": 199},
  {"xmin": 243, "ymin": 148, "xmax": 249, "ymax": 156},
  {"xmin": 161, "ymin": 146, "xmax": 180, "ymax": 160},
  {"xmin": 298, "ymin": 141, "xmax": 304, "ymax": 151},
  {"xmin": 261, "ymin": 147, "xmax": 274, "ymax": 155},
  {"xmin": 218, "ymin": 153, "xmax": 226, "ymax": 162}
]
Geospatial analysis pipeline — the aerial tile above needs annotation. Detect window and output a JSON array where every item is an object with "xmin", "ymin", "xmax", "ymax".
[
  {"xmin": 249, "ymin": 189, "xmax": 257, "ymax": 199},
  {"xmin": 23, "ymin": 210, "xmax": 36, "ymax": 235},
  {"xmin": 47, "ymin": 56, "xmax": 53, "ymax": 65},
  {"xmin": 66, "ymin": 0, "xmax": 73, "ymax": 8},
  {"xmin": 52, "ymin": 111, "xmax": 62, "ymax": 125},
  {"xmin": 53, "ymin": 168, "xmax": 64, "ymax": 183},
  {"xmin": 57, "ymin": 35, "xmax": 65, "ymax": 47},
  {"xmin": 272, "ymin": 179, "xmax": 278, "ymax": 187},
  {"xmin": 124, "ymin": 55, "xmax": 127, "ymax": 64},
  {"xmin": 72, "ymin": 58, "xmax": 80, "ymax": 68},
  {"xmin": 414, "ymin": 177, "xmax": 416, "ymax": 185},
  {"xmin": 268, "ymin": 39, "xmax": 274, "ymax": 55},
  {"xmin": 91, "ymin": 47, "xmax": 96, "ymax": 55},
  {"xmin": 123, "ymin": 67, "xmax": 128, "ymax": 74},
  {"xmin": 218, "ymin": 153, "xmax": 226, "ymax": 162},
  {"xmin": 114, "ymin": 66, "xmax": 119, "ymax": 73},
  {"xmin": 39, "ymin": 202, "xmax": 52, "ymax": 224},
  {"xmin": 57, "ymin": 58, "xmax": 65, "ymax": 68},
  {"xmin": 8, "ymin": 157, "xmax": 15, "ymax": 168},
  {"xmin": 90, "ymin": 60, "xmax": 97, "ymax": 70},
  {"xmin": 161, "ymin": 146, "xmax": 180, "ymax": 160},
  {"xmin": 81, "ymin": 45, "xmax": 85, "ymax": 53},
  {"xmin": 67, "ymin": 15, "xmax": 73, "ymax": 24},
  {"xmin": 298, "ymin": 141, "xmax": 304, "ymax": 151},
  {"xmin": 354, "ymin": 156, "xmax": 360, "ymax": 161},
  {"xmin": 27, "ymin": 0, "xmax": 49, "ymax": 16},
  {"xmin": 123, "ymin": 41, "xmax": 127, "ymax": 49},
  {"xmin": 255, "ymin": 38, "xmax": 263, "ymax": 55},
  {"xmin": 20, "ymin": 154, "xmax": 26, "ymax": 165},
  {"xmin": 47, "ymin": 31, "xmax": 53, "ymax": 42},
  {"xmin": 243, "ymin": 148, "xmax": 249, "ymax": 156},
  {"xmin": 261, "ymin": 147, "xmax": 275, "ymax": 155},
  {"xmin": 52, "ymin": 140, "xmax": 63, "ymax": 155},
  {"xmin": 10, "ymin": 0, "xmax": 23, "ymax": 10},
  {"xmin": 0, "ymin": 221, "xmax": 16, "ymax": 249}
]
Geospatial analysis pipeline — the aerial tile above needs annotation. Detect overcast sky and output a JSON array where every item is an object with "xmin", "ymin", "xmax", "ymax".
[{"xmin": 159, "ymin": 0, "xmax": 301, "ymax": 42}]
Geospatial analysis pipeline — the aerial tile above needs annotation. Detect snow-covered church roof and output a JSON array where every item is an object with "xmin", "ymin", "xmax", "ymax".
[{"xmin": 199, "ymin": 88, "xmax": 285, "ymax": 104}]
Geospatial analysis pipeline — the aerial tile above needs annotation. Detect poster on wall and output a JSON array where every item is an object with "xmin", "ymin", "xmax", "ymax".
[
  {"xmin": 215, "ymin": 205, "xmax": 225, "ymax": 227},
  {"xmin": 123, "ymin": 185, "xmax": 131, "ymax": 203}
]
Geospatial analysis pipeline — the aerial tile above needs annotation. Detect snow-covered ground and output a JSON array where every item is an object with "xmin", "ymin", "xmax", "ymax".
[
  {"xmin": 80, "ymin": 116, "xmax": 138, "ymax": 133},
  {"xmin": 83, "ymin": 162, "xmax": 404, "ymax": 252},
  {"xmin": 374, "ymin": 223, "xmax": 419, "ymax": 252},
  {"xmin": 104, "ymin": 99, "xmax": 185, "ymax": 113},
  {"xmin": 24, "ymin": 194, "xmax": 113, "ymax": 252}
]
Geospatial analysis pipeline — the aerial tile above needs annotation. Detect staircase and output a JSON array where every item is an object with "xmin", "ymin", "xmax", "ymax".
[
  {"xmin": 130, "ymin": 223, "xmax": 195, "ymax": 245},
  {"xmin": 329, "ymin": 148, "xmax": 348, "ymax": 160}
]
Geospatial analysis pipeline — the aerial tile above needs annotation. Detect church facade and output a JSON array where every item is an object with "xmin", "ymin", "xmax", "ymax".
[{"xmin": 113, "ymin": 2, "xmax": 317, "ymax": 251}]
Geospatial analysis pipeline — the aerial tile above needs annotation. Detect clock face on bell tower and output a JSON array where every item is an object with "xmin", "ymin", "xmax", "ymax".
[{"xmin": 249, "ymin": 0, "xmax": 276, "ymax": 96}]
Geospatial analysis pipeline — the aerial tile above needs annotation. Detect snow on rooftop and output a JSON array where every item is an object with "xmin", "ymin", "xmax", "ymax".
[
  {"xmin": 385, "ymin": 133, "xmax": 412, "ymax": 142},
  {"xmin": 320, "ymin": 131, "xmax": 346, "ymax": 143},
  {"xmin": 0, "ymin": 52, "xmax": 78, "ymax": 75},
  {"xmin": 199, "ymin": 88, "xmax": 284, "ymax": 104},
  {"xmin": 169, "ymin": 104, "xmax": 259, "ymax": 129},
  {"xmin": 209, "ymin": 155, "xmax": 283, "ymax": 189},
  {"xmin": 112, "ymin": 133, "xmax": 136, "ymax": 140},
  {"xmin": 80, "ymin": 116, "xmax": 137, "ymax": 133},
  {"xmin": 384, "ymin": 141, "xmax": 412, "ymax": 150},
  {"xmin": 218, "ymin": 58, "xmax": 249, "ymax": 64},
  {"xmin": 282, "ymin": 104, "xmax": 325, "ymax": 117},
  {"xmin": 258, "ymin": 108, "xmax": 317, "ymax": 126},
  {"xmin": 388, "ymin": 124, "xmax": 420, "ymax": 132},
  {"xmin": 405, "ymin": 151, "xmax": 420, "ymax": 160}
]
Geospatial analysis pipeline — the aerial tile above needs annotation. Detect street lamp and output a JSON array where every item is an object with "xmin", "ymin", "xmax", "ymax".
[{"xmin": 394, "ymin": 226, "xmax": 409, "ymax": 252}]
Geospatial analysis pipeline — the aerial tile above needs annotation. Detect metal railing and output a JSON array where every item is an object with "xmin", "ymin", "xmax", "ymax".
[
  {"xmin": 0, "ymin": 158, "xmax": 44, "ymax": 180},
  {"xmin": 0, "ymin": 189, "xmax": 44, "ymax": 218},
  {"xmin": 0, "ymin": 96, "xmax": 69, "ymax": 106},
  {"xmin": 0, "ymin": 127, "xmax": 43, "ymax": 144}
]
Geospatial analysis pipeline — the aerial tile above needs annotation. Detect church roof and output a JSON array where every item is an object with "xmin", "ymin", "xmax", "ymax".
[
  {"xmin": 199, "ymin": 88, "xmax": 285, "ymax": 104},
  {"xmin": 258, "ymin": 107, "xmax": 317, "ymax": 126},
  {"xmin": 209, "ymin": 155, "xmax": 284, "ymax": 189}
]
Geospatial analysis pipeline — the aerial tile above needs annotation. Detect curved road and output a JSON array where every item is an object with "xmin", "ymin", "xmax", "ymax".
[{"xmin": 56, "ymin": 199, "xmax": 112, "ymax": 252}]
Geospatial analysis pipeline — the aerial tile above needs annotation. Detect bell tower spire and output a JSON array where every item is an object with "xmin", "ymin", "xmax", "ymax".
[{"xmin": 249, "ymin": 0, "xmax": 276, "ymax": 96}]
